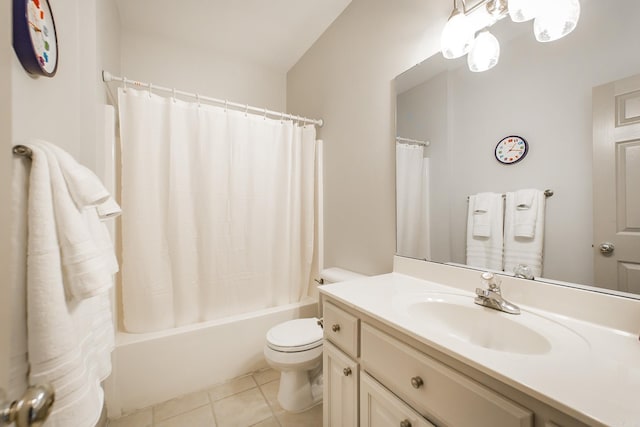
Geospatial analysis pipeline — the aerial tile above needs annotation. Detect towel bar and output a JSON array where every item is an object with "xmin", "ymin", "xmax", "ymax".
[
  {"xmin": 467, "ymin": 189, "xmax": 553, "ymax": 201},
  {"xmin": 12, "ymin": 145, "xmax": 32, "ymax": 159}
]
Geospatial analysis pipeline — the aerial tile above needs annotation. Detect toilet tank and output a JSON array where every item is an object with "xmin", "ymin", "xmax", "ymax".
[{"xmin": 317, "ymin": 267, "xmax": 366, "ymax": 316}]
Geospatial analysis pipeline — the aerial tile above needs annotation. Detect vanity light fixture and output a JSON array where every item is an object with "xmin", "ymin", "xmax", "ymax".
[{"xmin": 441, "ymin": 0, "xmax": 580, "ymax": 72}]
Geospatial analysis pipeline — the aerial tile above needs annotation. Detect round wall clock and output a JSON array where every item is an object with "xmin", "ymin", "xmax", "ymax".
[
  {"xmin": 495, "ymin": 135, "xmax": 528, "ymax": 165},
  {"xmin": 13, "ymin": 0, "xmax": 59, "ymax": 77}
]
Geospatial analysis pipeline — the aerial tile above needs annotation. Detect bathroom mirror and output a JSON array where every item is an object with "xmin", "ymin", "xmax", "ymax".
[{"xmin": 394, "ymin": 0, "xmax": 640, "ymax": 297}]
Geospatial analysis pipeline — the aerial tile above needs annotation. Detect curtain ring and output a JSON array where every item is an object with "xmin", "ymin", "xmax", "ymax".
[
  {"xmin": 123, "ymin": 77, "xmax": 128, "ymax": 93},
  {"xmin": 280, "ymin": 112, "xmax": 284, "ymax": 124},
  {"xmin": 196, "ymin": 93, "xmax": 201, "ymax": 107},
  {"xmin": 245, "ymin": 104, "xmax": 249, "ymax": 117},
  {"xmin": 224, "ymin": 100, "xmax": 228, "ymax": 112},
  {"xmin": 148, "ymin": 83, "xmax": 152, "ymax": 98},
  {"xmin": 172, "ymin": 88, "xmax": 177, "ymax": 103},
  {"xmin": 263, "ymin": 108, "xmax": 267, "ymax": 120}
]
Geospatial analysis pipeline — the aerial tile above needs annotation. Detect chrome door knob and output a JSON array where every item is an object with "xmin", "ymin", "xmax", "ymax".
[
  {"xmin": 1, "ymin": 384, "xmax": 55, "ymax": 427},
  {"xmin": 410, "ymin": 376, "xmax": 424, "ymax": 389},
  {"xmin": 343, "ymin": 367, "xmax": 352, "ymax": 376},
  {"xmin": 331, "ymin": 324, "xmax": 341, "ymax": 332},
  {"xmin": 599, "ymin": 242, "xmax": 615, "ymax": 255}
]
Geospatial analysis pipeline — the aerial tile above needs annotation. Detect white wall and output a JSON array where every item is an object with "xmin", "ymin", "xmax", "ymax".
[
  {"xmin": 287, "ymin": 0, "xmax": 450, "ymax": 275},
  {"xmin": 10, "ymin": 0, "xmax": 113, "ymax": 171},
  {"xmin": 120, "ymin": 30, "xmax": 286, "ymax": 112}
]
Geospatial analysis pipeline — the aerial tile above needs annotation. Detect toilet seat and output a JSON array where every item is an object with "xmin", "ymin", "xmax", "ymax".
[{"xmin": 266, "ymin": 318, "xmax": 323, "ymax": 353}]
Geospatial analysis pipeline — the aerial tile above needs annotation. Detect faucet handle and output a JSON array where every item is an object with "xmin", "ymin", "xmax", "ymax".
[
  {"xmin": 481, "ymin": 272, "xmax": 501, "ymax": 290},
  {"xmin": 475, "ymin": 288, "xmax": 490, "ymax": 298}
]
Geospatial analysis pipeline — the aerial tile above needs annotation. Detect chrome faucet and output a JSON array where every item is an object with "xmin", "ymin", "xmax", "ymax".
[
  {"xmin": 513, "ymin": 264, "xmax": 534, "ymax": 280},
  {"xmin": 474, "ymin": 272, "xmax": 521, "ymax": 315}
]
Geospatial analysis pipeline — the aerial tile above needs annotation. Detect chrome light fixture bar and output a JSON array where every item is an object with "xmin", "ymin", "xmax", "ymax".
[{"xmin": 441, "ymin": 0, "xmax": 581, "ymax": 72}]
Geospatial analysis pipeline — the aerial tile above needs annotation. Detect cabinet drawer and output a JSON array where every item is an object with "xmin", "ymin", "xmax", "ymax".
[
  {"xmin": 323, "ymin": 301, "xmax": 359, "ymax": 358},
  {"xmin": 361, "ymin": 323, "xmax": 532, "ymax": 427},
  {"xmin": 361, "ymin": 372, "xmax": 436, "ymax": 427}
]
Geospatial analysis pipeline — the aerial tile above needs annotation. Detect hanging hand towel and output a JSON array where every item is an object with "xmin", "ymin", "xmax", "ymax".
[
  {"xmin": 504, "ymin": 190, "xmax": 546, "ymax": 277},
  {"xmin": 466, "ymin": 192, "xmax": 503, "ymax": 270},
  {"xmin": 471, "ymin": 192, "xmax": 495, "ymax": 237},
  {"xmin": 514, "ymin": 189, "xmax": 539, "ymax": 238}
]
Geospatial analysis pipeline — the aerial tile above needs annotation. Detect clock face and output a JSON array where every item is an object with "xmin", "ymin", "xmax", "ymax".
[
  {"xmin": 495, "ymin": 135, "xmax": 528, "ymax": 165},
  {"xmin": 13, "ymin": 0, "xmax": 59, "ymax": 77}
]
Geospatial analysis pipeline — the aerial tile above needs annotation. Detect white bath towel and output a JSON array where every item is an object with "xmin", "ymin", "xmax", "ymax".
[
  {"xmin": 466, "ymin": 192, "xmax": 504, "ymax": 271},
  {"xmin": 31, "ymin": 141, "xmax": 115, "ymax": 300},
  {"xmin": 41, "ymin": 141, "xmax": 111, "ymax": 208},
  {"xmin": 21, "ymin": 141, "xmax": 117, "ymax": 427},
  {"xmin": 514, "ymin": 189, "xmax": 539, "ymax": 238},
  {"xmin": 504, "ymin": 190, "xmax": 546, "ymax": 277}
]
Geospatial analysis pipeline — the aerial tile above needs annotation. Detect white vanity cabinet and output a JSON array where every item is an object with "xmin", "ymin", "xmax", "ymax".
[
  {"xmin": 322, "ymin": 296, "xmax": 594, "ymax": 427},
  {"xmin": 323, "ymin": 301, "xmax": 360, "ymax": 426},
  {"xmin": 323, "ymin": 341, "xmax": 359, "ymax": 426},
  {"xmin": 361, "ymin": 323, "xmax": 532, "ymax": 427},
  {"xmin": 360, "ymin": 372, "xmax": 436, "ymax": 427}
]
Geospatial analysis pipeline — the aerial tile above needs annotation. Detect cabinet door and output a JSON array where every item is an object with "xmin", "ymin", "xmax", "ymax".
[
  {"xmin": 361, "ymin": 373, "xmax": 436, "ymax": 427},
  {"xmin": 323, "ymin": 341, "xmax": 358, "ymax": 427}
]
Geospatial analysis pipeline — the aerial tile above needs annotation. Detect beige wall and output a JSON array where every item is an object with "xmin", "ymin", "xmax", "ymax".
[
  {"xmin": 120, "ymin": 30, "xmax": 287, "ymax": 113},
  {"xmin": 287, "ymin": 0, "xmax": 449, "ymax": 275},
  {"xmin": 0, "ymin": 0, "xmax": 12, "ymax": 391}
]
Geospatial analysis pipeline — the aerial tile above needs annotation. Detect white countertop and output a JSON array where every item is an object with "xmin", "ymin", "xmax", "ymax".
[{"xmin": 319, "ymin": 271, "xmax": 640, "ymax": 427}]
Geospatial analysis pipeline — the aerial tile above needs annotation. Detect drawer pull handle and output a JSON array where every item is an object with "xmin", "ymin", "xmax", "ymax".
[
  {"xmin": 331, "ymin": 324, "xmax": 341, "ymax": 332},
  {"xmin": 410, "ymin": 376, "xmax": 424, "ymax": 389},
  {"xmin": 400, "ymin": 420, "xmax": 412, "ymax": 427},
  {"xmin": 343, "ymin": 367, "xmax": 352, "ymax": 376}
]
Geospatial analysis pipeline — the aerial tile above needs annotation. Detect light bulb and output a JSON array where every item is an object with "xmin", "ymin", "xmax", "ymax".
[
  {"xmin": 467, "ymin": 30, "xmax": 500, "ymax": 72},
  {"xmin": 508, "ymin": 0, "xmax": 539, "ymax": 22},
  {"xmin": 441, "ymin": 8, "xmax": 474, "ymax": 59},
  {"xmin": 534, "ymin": 0, "xmax": 580, "ymax": 42}
]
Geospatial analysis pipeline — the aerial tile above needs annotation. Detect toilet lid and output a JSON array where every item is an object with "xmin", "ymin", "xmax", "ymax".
[{"xmin": 266, "ymin": 318, "xmax": 323, "ymax": 352}]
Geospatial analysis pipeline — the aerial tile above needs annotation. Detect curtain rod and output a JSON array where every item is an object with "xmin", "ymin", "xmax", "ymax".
[
  {"xmin": 396, "ymin": 136, "xmax": 430, "ymax": 146},
  {"xmin": 101, "ymin": 71, "xmax": 324, "ymax": 127}
]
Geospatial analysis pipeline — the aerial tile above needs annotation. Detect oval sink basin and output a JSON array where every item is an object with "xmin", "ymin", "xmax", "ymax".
[{"xmin": 393, "ymin": 292, "xmax": 587, "ymax": 355}]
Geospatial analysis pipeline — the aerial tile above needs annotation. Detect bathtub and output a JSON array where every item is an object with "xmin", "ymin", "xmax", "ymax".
[{"xmin": 103, "ymin": 298, "xmax": 318, "ymax": 417}]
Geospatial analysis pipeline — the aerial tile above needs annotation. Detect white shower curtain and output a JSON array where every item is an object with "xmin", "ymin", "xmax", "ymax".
[
  {"xmin": 396, "ymin": 143, "xmax": 430, "ymax": 260},
  {"xmin": 118, "ymin": 88, "xmax": 316, "ymax": 333}
]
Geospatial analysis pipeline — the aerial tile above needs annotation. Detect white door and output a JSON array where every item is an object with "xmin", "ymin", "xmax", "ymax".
[
  {"xmin": 593, "ymin": 73, "xmax": 640, "ymax": 293},
  {"xmin": 0, "ymin": 0, "xmax": 14, "ymax": 399},
  {"xmin": 323, "ymin": 341, "xmax": 358, "ymax": 427}
]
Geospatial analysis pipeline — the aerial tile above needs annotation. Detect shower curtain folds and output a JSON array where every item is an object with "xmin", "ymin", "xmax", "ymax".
[
  {"xmin": 118, "ymin": 88, "xmax": 316, "ymax": 333},
  {"xmin": 396, "ymin": 143, "xmax": 430, "ymax": 260}
]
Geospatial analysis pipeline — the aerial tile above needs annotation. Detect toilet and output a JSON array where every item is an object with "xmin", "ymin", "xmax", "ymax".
[{"xmin": 263, "ymin": 268, "xmax": 365, "ymax": 413}]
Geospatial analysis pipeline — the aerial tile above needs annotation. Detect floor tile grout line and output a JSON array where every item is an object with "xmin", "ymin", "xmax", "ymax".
[
  {"xmin": 206, "ymin": 388, "xmax": 219, "ymax": 427},
  {"xmin": 153, "ymin": 402, "xmax": 212, "ymax": 426},
  {"xmin": 255, "ymin": 377, "xmax": 283, "ymax": 427}
]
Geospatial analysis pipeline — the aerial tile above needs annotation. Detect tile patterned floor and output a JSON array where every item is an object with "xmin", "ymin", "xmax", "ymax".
[{"xmin": 108, "ymin": 368, "xmax": 322, "ymax": 427}]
